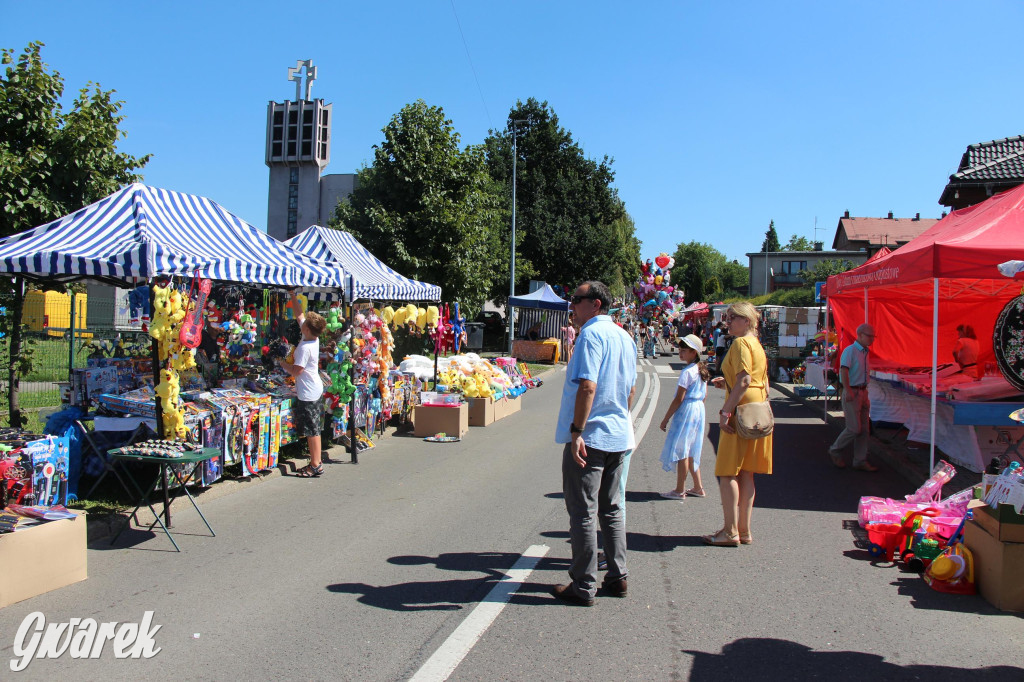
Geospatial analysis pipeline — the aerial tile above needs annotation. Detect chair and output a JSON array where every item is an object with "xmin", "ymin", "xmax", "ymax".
[{"xmin": 79, "ymin": 420, "xmax": 156, "ymax": 500}]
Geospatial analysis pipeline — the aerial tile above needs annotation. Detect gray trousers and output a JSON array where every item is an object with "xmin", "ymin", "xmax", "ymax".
[
  {"xmin": 830, "ymin": 387, "xmax": 870, "ymax": 466},
  {"xmin": 562, "ymin": 444, "xmax": 628, "ymax": 599}
]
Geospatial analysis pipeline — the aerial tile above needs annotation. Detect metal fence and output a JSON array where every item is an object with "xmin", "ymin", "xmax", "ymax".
[{"xmin": 1, "ymin": 285, "xmax": 151, "ymax": 428}]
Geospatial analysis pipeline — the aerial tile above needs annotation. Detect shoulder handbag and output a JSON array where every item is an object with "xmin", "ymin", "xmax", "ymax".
[{"xmin": 726, "ymin": 346, "xmax": 774, "ymax": 439}]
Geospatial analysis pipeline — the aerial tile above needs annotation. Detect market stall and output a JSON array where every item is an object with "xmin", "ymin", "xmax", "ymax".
[
  {"xmin": 509, "ymin": 284, "xmax": 569, "ymax": 363},
  {"xmin": 826, "ymin": 183, "xmax": 1024, "ymax": 472},
  {"xmin": 0, "ymin": 184, "xmax": 346, "ymax": 517}
]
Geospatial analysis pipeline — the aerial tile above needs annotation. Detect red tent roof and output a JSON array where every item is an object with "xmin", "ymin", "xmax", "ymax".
[{"xmin": 827, "ymin": 183, "xmax": 1024, "ymax": 295}]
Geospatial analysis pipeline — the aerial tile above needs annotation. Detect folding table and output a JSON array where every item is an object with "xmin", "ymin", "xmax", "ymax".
[{"xmin": 108, "ymin": 448, "xmax": 218, "ymax": 552}]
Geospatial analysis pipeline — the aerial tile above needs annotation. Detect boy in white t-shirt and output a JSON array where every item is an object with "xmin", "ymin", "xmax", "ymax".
[{"xmin": 278, "ymin": 292, "xmax": 327, "ymax": 477}]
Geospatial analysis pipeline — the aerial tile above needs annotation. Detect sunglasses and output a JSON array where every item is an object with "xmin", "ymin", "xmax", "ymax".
[{"xmin": 570, "ymin": 294, "xmax": 598, "ymax": 304}]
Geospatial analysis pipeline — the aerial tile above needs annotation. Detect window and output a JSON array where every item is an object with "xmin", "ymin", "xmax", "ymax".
[
  {"xmin": 289, "ymin": 168, "xmax": 299, "ymax": 184},
  {"xmin": 781, "ymin": 261, "xmax": 807, "ymax": 274},
  {"xmin": 288, "ymin": 196, "xmax": 298, "ymax": 209},
  {"xmin": 271, "ymin": 142, "xmax": 282, "ymax": 157},
  {"xmin": 301, "ymin": 141, "xmax": 312, "ymax": 156},
  {"xmin": 287, "ymin": 141, "xmax": 296, "ymax": 156},
  {"xmin": 288, "ymin": 110, "xmax": 298, "ymax": 124},
  {"xmin": 288, "ymin": 184, "xmax": 298, "ymax": 197},
  {"xmin": 321, "ymin": 110, "xmax": 329, "ymax": 125},
  {"xmin": 287, "ymin": 210, "xmax": 297, "ymax": 237},
  {"xmin": 303, "ymin": 109, "xmax": 314, "ymax": 124},
  {"xmin": 273, "ymin": 110, "xmax": 283, "ymax": 125}
]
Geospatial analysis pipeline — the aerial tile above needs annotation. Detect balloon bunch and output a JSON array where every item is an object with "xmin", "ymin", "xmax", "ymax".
[{"xmin": 633, "ymin": 251, "xmax": 685, "ymax": 316}]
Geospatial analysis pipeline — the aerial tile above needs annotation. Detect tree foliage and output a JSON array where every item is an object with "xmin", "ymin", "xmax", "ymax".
[
  {"xmin": 672, "ymin": 241, "xmax": 749, "ymax": 303},
  {"xmin": 799, "ymin": 258, "xmax": 855, "ymax": 284},
  {"xmin": 483, "ymin": 99, "xmax": 640, "ymax": 300},
  {"xmin": 783, "ymin": 234, "xmax": 814, "ymax": 251},
  {"xmin": 1, "ymin": 42, "xmax": 149, "ymax": 425},
  {"xmin": 761, "ymin": 220, "xmax": 780, "ymax": 252},
  {"xmin": 331, "ymin": 100, "xmax": 506, "ymax": 313}
]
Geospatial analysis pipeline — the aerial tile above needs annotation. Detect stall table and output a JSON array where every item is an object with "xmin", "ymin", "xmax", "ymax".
[
  {"xmin": 511, "ymin": 338, "xmax": 560, "ymax": 363},
  {"xmin": 109, "ymin": 448, "xmax": 219, "ymax": 552}
]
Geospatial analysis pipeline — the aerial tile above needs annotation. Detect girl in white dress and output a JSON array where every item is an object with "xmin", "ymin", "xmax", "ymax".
[{"xmin": 658, "ymin": 334, "xmax": 709, "ymax": 500}]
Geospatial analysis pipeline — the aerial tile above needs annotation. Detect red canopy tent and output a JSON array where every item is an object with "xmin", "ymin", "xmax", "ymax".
[{"xmin": 826, "ymin": 182, "xmax": 1024, "ymax": 467}]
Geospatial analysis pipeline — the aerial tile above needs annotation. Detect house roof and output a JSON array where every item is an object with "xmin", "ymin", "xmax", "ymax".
[
  {"xmin": 832, "ymin": 216, "xmax": 939, "ymax": 249},
  {"xmin": 939, "ymin": 135, "xmax": 1024, "ymax": 206}
]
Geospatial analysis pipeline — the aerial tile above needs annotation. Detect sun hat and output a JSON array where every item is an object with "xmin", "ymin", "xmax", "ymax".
[{"xmin": 680, "ymin": 334, "xmax": 704, "ymax": 355}]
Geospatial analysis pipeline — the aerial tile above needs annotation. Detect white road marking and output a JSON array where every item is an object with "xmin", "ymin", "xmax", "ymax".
[
  {"xmin": 630, "ymin": 371, "xmax": 649, "ymax": 421},
  {"xmin": 656, "ymin": 365, "xmax": 674, "ymax": 375},
  {"xmin": 409, "ymin": 544, "xmax": 551, "ymax": 682},
  {"xmin": 632, "ymin": 367, "xmax": 661, "ymax": 448}
]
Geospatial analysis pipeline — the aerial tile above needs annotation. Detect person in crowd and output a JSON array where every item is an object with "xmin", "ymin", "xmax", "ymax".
[
  {"xmin": 952, "ymin": 324, "xmax": 980, "ymax": 377},
  {"xmin": 713, "ymin": 321, "xmax": 728, "ymax": 373},
  {"xmin": 562, "ymin": 313, "xmax": 577, "ymax": 364},
  {"xmin": 279, "ymin": 292, "xmax": 328, "ymax": 477},
  {"xmin": 639, "ymin": 320, "xmax": 650, "ymax": 358},
  {"xmin": 553, "ymin": 280, "xmax": 637, "ymax": 606},
  {"xmin": 661, "ymin": 319, "xmax": 674, "ymax": 352},
  {"xmin": 828, "ymin": 323, "xmax": 879, "ymax": 472},
  {"xmin": 704, "ymin": 301, "xmax": 773, "ymax": 546},
  {"xmin": 659, "ymin": 334, "xmax": 709, "ymax": 500}
]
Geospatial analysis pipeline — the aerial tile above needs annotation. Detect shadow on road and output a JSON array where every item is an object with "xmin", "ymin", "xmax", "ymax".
[
  {"xmin": 540, "ymin": 529, "xmax": 705, "ymax": 552},
  {"xmin": 326, "ymin": 552, "xmax": 570, "ymax": 611},
  {"xmin": 683, "ymin": 638, "xmax": 1022, "ymax": 680}
]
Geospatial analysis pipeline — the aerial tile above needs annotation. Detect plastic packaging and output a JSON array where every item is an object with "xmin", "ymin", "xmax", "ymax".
[{"xmin": 905, "ymin": 460, "xmax": 956, "ymax": 504}]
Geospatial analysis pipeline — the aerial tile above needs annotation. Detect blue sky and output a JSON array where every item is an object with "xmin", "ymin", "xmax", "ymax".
[{"xmin": 4, "ymin": 1, "xmax": 1024, "ymax": 266}]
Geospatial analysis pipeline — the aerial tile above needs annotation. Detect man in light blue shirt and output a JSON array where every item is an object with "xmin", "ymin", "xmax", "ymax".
[
  {"xmin": 829, "ymin": 323, "xmax": 879, "ymax": 472},
  {"xmin": 552, "ymin": 280, "xmax": 637, "ymax": 606}
]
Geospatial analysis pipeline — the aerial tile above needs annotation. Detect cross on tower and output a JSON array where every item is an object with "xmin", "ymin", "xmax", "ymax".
[{"xmin": 287, "ymin": 60, "xmax": 317, "ymax": 101}]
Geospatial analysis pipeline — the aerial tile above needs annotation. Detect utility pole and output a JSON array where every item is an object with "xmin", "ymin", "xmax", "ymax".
[{"xmin": 507, "ymin": 120, "xmax": 527, "ymax": 356}]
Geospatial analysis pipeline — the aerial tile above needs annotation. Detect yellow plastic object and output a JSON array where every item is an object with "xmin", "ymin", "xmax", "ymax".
[{"xmin": 23, "ymin": 290, "xmax": 88, "ymax": 331}]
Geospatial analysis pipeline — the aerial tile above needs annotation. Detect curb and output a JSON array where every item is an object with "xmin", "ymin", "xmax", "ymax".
[{"xmin": 771, "ymin": 382, "xmax": 929, "ymax": 487}]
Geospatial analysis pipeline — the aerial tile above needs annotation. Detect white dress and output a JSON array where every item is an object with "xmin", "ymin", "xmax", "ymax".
[{"xmin": 659, "ymin": 364, "xmax": 707, "ymax": 471}]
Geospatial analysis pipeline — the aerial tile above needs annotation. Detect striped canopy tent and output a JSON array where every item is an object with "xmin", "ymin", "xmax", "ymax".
[
  {"xmin": 0, "ymin": 184, "xmax": 343, "ymax": 288},
  {"xmin": 286, "ymin": 225, "xmax": 441, "ymax": 301}
]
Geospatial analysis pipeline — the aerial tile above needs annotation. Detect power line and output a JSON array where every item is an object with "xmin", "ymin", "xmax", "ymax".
[{"xmin": 449, "ymin": 0, "xmax": 493, "ymax": 130}]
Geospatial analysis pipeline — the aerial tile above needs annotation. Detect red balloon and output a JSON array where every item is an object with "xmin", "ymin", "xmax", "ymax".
[{"xmin": 655, "ymin": 255, "xmax": 670, "ymax": 269}]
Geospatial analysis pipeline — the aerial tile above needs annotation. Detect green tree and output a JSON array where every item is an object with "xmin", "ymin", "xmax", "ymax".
[
  {"xmin": 331, "ymin": 99, "xmax": 506, "ymax": 313},
  {"xmin": 761, "ymin": 220, "xmax": 780, "ymax": 252},
  {"xmin": 1, "ymin": 42, "xmax": 149, "ymax": 426},
  {"xmin": 799, "ymin": 258, "xmax": 855, "ymax": 284},
  {"xmin": 483, "ymin": 99, "xmax": 639, "ymax": 299},
  {"xmin": 783, "ymin": 234, "xmax": 814, "ymax": 251}
]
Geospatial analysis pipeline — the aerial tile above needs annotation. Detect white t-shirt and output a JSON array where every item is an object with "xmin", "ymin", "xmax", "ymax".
[{"xmin": 293, "ymin": 338, "xmax": 323, "ymax": 401}]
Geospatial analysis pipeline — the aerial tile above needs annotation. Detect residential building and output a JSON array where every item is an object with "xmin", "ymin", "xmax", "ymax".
[
  {"xmin": 746, "ymin": 247, "xmax": 868, "ymax": 297},
  {"xmin": 939, "ymin": 135, "xmax": 1024, "ymax": 210},
  {"xmin": 832, "ymin": 211, "xmax": 940, "ymax": 256}
]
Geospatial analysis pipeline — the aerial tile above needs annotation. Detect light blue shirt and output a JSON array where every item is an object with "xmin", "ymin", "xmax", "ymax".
[
  {"xmin": 556, "ymin": 315, "xmax": 638, "ymax": 450},
  {"xmin": 841, "ymin": 340, "xmax": 870, "ymax": 386}
]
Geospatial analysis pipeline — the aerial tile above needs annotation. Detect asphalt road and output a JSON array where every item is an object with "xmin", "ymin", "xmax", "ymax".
[{"xmin": 1, "ymin": 352, "xmax": 1021, "ymax": 680}]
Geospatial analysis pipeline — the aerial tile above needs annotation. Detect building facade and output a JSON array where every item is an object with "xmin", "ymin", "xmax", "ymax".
[
  {"xmin": 746, "ymin": 249, "xmax": 868, "ymax": 297},
  {"xmin": 265, "ymin": 62, "xmax": 357, "ymax": 241},
  {"xmin": 832, "ymin": 211, "xmax": 939, "ymax": 257}
]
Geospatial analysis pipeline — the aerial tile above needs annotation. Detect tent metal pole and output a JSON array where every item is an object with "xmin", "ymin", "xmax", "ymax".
[
  {"xmin": 823, "ymin": 298, "xmax": 829, "ymax": 422},
  {"xmin": 930, "ymin": 278, "xmax": 938, "ymax": 473},
  {"xmin": 347, "ymin": 277, "xmax": 358, "ymax": 464}
]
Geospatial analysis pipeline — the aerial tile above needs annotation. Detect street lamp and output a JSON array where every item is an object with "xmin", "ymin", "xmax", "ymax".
[{"xmin": 507, "ymin": 119, "xmax": 527, "ymax": 356}]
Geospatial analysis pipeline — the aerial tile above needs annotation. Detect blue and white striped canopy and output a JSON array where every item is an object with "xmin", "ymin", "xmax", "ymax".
[
  {"xmin": 286, "ymin": 225, "xmax": 441, "ymax": 301},
  {"xmin": 0, "ymin": 184, "xmax": 343, "ymax": 288}
]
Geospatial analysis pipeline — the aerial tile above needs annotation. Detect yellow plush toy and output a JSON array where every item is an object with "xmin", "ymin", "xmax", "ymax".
[
  {"xmin": 391, "ymin": 307, "xmax": 407, "ymax": 327},
  {"xmin": 416, "ymin": 307, "xmax": 427, "ymax": 331},
  {"xmin": 426, "ymin": 306, "xmax": 440, "ymax": 328},
  {"xmin": 382, "ymin": 306, "xmax": 395, "ymax": 325}
]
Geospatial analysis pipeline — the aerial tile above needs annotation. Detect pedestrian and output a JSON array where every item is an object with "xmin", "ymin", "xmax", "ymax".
[
  {"xmin": 552, "ymin": 280, "xmax": 637, "ymax": 606},
  {"xmin": 639, "ymin": 321, "xmax": 650, "ymax": 358},
  {"xmin": 828, "ymin": 323, "xmax": 879, "ymax": 472},
  {"xmin": 952, "ymin": 324, "xmax": 980, "ymax": 377},
  {"xmin": 562, "ymin": 313, "xmax": 577, "ymax": 364},
  {"xmin": 704, "ymin": 301, "xmax": 773, "ymax": 547},
  {"xmin": 279, "ymin": 292, "xmax": 328, "ymax": 477},
  {"xmin": 658, "ymin": 334, "xmax": 708, "ymax": 500}
]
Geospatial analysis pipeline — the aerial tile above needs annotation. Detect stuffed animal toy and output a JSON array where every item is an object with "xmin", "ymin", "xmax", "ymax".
[
  {"xmin": 450, "ymin": 303, "xmax": 466, "ymax": 354},
  {"xmin": 326, "ymin": 308, "xmax": 344, "ymax": 333},
  {"xmin": 415, "ymin": 307, "xmax": 428, "ymax": 332},
  {"xmin": 392, "ymin": 306, "xmax": 408, "ymax": 328},
  {"xmin": 426, "ymin": 305, "xmax": 440, "ymax": 329},
  {"xmin": 381, "ymin": 306, "xmax": 395, "ymax": 325}
]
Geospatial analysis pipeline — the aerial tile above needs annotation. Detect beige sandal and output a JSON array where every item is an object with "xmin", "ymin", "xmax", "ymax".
[{"xmin": 701, "ymin": 529, "xmax": 740, "ymax": 547}]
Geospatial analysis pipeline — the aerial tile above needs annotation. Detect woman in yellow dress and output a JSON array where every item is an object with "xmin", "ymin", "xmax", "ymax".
[{"xmin": 703, "ymin": 301, "xmax": 773, "ymax": 547}]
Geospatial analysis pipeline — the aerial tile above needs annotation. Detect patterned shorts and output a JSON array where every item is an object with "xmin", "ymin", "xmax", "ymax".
[{"xmin": 294, "ymin": 398, "xmax": 324, "ymax": 439}]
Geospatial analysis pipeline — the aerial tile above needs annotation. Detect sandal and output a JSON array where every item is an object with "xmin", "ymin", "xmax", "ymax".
[
  {"xmin": 738, "ymin": 530, "xmax": 753, "ymax": 545},
  {"xmin": 295, "ymin": 463, "xmax": 324, "ymax": 478},
  {"xmin": 684, "ymin": 488, "xmax": 706, "ymax": 498},
  {"xmin": 701, "ymin": 529, "xmax": 740, "ymax": 547}
]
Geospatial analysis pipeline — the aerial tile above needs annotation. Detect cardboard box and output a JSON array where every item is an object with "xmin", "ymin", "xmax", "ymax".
[
  {"xmin": 0, "ymin": 513, "xmax": 88, "ymax": 608},
  {"xmin": 468, "ymin": 397, "xmax": 496, "ymax": 427},
  {"xmin": 964, "ymin": 518, "xmax": 1024, "ymax": 612},
  {"xmin": 413, "ymin": 403, "xmax": 469, "ymax": 438},
  {"xmin": 973, "ymin": 504, "xmax": 1024, "ymax": 543},
  {"xmin": 793, "ymin": 308, "xmax": 809, "ymax": 324},
  {"xmin": 495, "ymin": 396, "xmax": 522, "ymax": 420},
  {"xmin": 782, "ymin": 323, "xmax": 800, "ymax": 336}
]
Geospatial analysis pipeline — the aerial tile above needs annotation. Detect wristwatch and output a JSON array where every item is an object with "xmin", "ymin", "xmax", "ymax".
[{"xmin": 570, "ymin": 423, "xmax": 583, "ymax": 435}]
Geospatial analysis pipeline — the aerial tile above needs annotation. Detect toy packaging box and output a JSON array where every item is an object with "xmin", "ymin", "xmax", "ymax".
[{"xmin": 20, "ymin": 435, "xmax": 71, "ymax": 507}]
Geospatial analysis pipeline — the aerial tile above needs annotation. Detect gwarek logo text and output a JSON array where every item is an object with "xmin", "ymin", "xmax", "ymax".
[{"xmin": 10, "ymin": 611, "xmax": 161, "ymax": 672}]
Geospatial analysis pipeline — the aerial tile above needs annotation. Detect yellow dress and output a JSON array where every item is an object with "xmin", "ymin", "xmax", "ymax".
[{"xmin": 715, "ymin": 335, "xmax": 773, "ymax": 476}]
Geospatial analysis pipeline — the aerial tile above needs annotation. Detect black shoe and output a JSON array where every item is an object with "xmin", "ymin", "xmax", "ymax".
[
  {"xmin": 551, "ymin": 584, "xmax": 595, "ymax": 607},
  {"xmin": 602, "ymin": 578, "xmax": 628, "ymax": 598}
]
